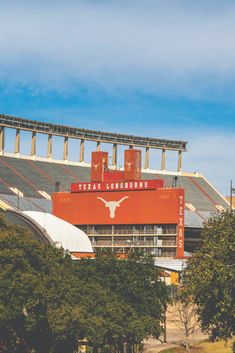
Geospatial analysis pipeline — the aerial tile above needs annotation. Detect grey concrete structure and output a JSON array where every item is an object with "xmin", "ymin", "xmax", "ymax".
[
  {"xmin": 31, "ymin": 131, "xmax": 36, "ymax": 156},
  {"xmin": 112, "ymin": 143, "xmax": 117, "ymax": 168},
  {"xmin": 145, "ymin": 147, "xmax": 150, "ymax": 169},
  {"xmin": 63, "ymin": 136, "xmax": 68, "ymax": 160},
  {"xmin": 80, "ymin": 139, "xmax": 84, "ymax": 162},
  {"xmin": 0, "ymin": 114, "xmax": 188, "ymax": 171},
  {"xmin": 47, "ymin": 134, "xmax": 52, "ymax": 158},
  {"xmin": 161, "ymin": 149, "xmax": 166, "ymax": 171},
  {"xmin": 0, "ymin": 126, "xmax": 4, "ymax": 153},
  {"xmin": 15, "ymin": 129, "xmax": 20, "ymax": 154}
]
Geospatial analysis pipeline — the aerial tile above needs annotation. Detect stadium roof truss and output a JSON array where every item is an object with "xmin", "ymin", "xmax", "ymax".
[{"xmin": 0, "ymin": 114, "xmax": 187, "ymax": 151}]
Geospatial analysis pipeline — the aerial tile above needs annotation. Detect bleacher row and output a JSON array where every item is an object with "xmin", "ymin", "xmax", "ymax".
[
  {"xmin": 0, "ymin": 155, "xmax": 229, "ymax": 215},
  {"xmin": 0, "ymin": 193, "xmax": 51, "ymax": 213},
  {"xmin": 142, "ymin": 172, "xmax": 228, "ymax": 212}
]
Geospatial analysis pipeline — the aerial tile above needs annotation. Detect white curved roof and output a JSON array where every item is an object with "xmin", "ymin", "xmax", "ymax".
[
  {"xmin": 23, "ymin": 211, "xmax": 93, "ymax": 253},
  {"xmin": 154, "ymin": 258, "xmax": 188, "ymax": 272}
]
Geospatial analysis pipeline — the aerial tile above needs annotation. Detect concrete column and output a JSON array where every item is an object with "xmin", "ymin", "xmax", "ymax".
[
  {"xmin": 47, "ymin": 134, "xmax": 52, "ymax": 158},
  {"xmin": 145, "ymin": 147, "xmax": 150, "ymax": 169},
  {"xmin": 80, "ymin": 139, "xmax": 84, "ymax": 162},
  {"xmin": 161, "ymin": 149, "xmax": 166, "ymax": 171},
  {"xmin": 96, "ymin": 141, "xmax": 101, "ymax": 151},
  {"xmin": 31, "ymin": 132, "xmax": 36, "ymax": 156},
  {"xmin": 63, "ymin": 136, "xmax": 69, "ymax": 160},
  {"xmin": 15, "ymin": 129, "xmax": 20, "ymax": 154},
  {"xmin": 112, "ymin": 143, "xmax": 117, "ymax": 168},
  {"xmin": 0, "ymin": 127, "xmax": 5, "ymax": 153},
  {"xmin": 177, "ymin": 150, "xmax": 182, "ymax": 172}
]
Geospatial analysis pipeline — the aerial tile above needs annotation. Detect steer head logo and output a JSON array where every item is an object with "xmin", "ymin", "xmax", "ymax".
[
  {"xmin": 97, "ymin": 196, "xmax": 129, "ymax": 218},
  {"xmin": 93, "ymin": 163, "xmax": 100, "ymax": 170},
  {"xmin": 125, "ymin": 161, "xmax": 133, "ymax": 170}
]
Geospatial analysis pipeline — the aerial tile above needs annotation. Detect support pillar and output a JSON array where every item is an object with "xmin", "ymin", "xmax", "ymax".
[
  {"xmin": 47, "ymin": 134, "xmax": 52, "ymax": 158},
  {"xmin": 145, "ymin": 147, "xmax": 150, "ymax": 169},
  {"xmin": 177, "ymin": 150, "xmax": 182, "ymax": 172},
  {"xmin": 80, "ymin": 139, "xmax": 84, "ymax": 162},
  {"xmin": 0, "ymin": 127, "xmax": 5, "ymax": 153},
  {"xmin": 96, "ymin": 141, "xmax": 101, "ymax": 151},
  {"xmin": 161, "ymin": 149, "xmax": 166, "ymax": 171},
  {"xmin": 15, "ymin": 129, "xmax": 20, "ymax": 154},
  {"xmin": 112, "ymin": 143, "xmax": 117, "ymax": 168},
  {"xmin": 31, "ymin": 132, "xmax": 36, "ymax": 156},
  {"xmin": 63, "ymin": 136, "xmax": 68, "ymax": 160}
]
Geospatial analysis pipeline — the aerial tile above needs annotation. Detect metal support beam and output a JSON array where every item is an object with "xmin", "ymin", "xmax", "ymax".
[
  {"xmin": 80, "ymin": 139, "xmax": 84, "ymax": 162},
  {"xmin": 0, "ymin": 127, "xmax": 5, "ymax": 153},
  {"xmin": 15, "ymin": 129, "xmax": 20, "ymax": 154},
  {"xmin": 112, "ymin": 143, "xmax": 117, "ymax": 168},
  {"xmin": 161, "ymin": 149, "xmax": 166, "ymax": 171},
  {"xmin": 31, "ymin": 131, "xmax": 36, "ymax": 156},
  {"xmin": 96, "ymin": 141, "xmax": 101, "ymax": 151},
  {"xmin": 63, "ymin": 136, "xmax": 68, "ymax": 160},
  {"xmin": 47, "ymin": 134, "xmax": 52, "ymax": 158},
  {"xmin": 177, "ymin": 150, "xmax": 182, "ymax": 172},
  {"xmin": 145, "ymin": 147, "xmax": 150, "ymax": 169}
]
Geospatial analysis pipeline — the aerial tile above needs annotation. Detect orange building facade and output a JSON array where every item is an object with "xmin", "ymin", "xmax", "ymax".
[{"xmin": 52, "ymin": 150, "xmax": 185, "ymax": 258}]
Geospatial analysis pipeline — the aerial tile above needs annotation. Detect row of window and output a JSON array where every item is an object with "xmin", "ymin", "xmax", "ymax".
[
  {"xmin": 90, "ymin": 236, "xmax": 176, "ymax": 246},
  {"xmin": 93, "ymin": 246, "xmax": 176, "ymax": 257},
  {"xmin": 78, "ymin": 224, "xmax": 177, "ymax": 235}
]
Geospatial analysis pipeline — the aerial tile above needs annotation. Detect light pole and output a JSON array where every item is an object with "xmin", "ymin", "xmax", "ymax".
[
  {"xmin": 230, "ymin": 180, "xmax": 235, "ymax": 209},
  {"xmin": 163, "ymin": 274, "xmax": 167, "ymax": 343}
]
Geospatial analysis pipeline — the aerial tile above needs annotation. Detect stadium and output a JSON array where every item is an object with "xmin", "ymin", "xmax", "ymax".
[{"xmin": 0, "ymin": 114, "xmax": 230, "ymax": 260}]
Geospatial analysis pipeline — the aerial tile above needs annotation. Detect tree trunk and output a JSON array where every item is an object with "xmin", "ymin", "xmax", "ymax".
[
  {"xmin": 123, "ymin": 342, "xmax": 127, "ymax": 353},
  {"xmin": 185, "ymin": 342, "xmax": 190, "ymax": 353}
]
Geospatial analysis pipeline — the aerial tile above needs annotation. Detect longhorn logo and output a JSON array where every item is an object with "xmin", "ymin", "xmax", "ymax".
[
  {"xmin": 97, "ymin": 196, "xmax": 129, "ymax": 218},
  {"xmin": 93, "ymin": 163, "xmax": 100, "ymax": 170},
  {"xmin": 125, "ymin": 161, "xmax": 134, "ymax": 170}
]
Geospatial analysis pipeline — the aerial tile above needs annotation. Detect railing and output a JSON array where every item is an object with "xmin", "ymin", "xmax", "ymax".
[
  {"xmin": 92, "ymin": 240, "xmax": 177, "ymax": 247},
  {"xmin": 87, "ymin": 230, "xmax": 177, "ymax": 236}
]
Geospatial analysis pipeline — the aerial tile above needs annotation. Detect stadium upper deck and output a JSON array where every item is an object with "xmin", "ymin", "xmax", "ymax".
[
  {"xmin": 0, "ymin": 153, "xmax": 228, "ymax": 217},
  {"xmin": 0, "ymin": 115, "xmax": 230, "ymax": 252}
]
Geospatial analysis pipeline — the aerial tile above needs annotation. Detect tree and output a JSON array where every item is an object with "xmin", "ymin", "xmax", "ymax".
[
  {"xmin": 75, "ymin": 251, "xmax": 169, "ymax": 353},
  {"xmin": 169, "ymin": 292, "xmax": 200, "ymax": 352},
  {"xmin": 0, "ymin": 214, "xmax": 83, "ymax": 353},
  {"xmin": 183, "ymin": 210, "xmax": 235, "ymax": 345},
  {"xmin": 0, "ymin": 214, "xmax": 169, "ymax": 353}
]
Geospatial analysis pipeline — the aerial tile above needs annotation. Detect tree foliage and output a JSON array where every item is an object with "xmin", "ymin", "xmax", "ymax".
[
  {"xmin": 0, "ymin": 214, "xmax": 168, "ymax": 353},
  {"xmin": 75, "ymin": 251, "xmax": 168, "ymax": 352},
  {"xmin": 183, "ymin": 210, "xmax": 235, "ymax": 342},
  {"xmin": 0, "ymin": 214, "xmax": 83, "ymax": 353}
]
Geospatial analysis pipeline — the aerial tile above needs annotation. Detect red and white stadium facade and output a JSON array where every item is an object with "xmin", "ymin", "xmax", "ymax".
[{"xmin": 52, "ymin": 149, "xmax": 185, "ymax": 258}]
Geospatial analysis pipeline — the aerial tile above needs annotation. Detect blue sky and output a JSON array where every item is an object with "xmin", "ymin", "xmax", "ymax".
[{"xmin": 0, "ymin": 0, "xmax": 235, "ymax": 195}]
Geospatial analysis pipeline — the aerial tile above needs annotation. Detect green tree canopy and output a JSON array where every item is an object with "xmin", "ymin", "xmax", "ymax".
[
  {"xmin": 0, "ymin": 214, "xmax": 168, "ymax": 353},
  {"xmin": 75, "ymin": 251, "xmax": 168, "ymax": 352},
  {"xmin": 0, "ymin": 214, "xmax": 84, "ymax": 353},
  {"xmin": 183, "ymin": 210, "xmax": 235, "ymax": 342}
]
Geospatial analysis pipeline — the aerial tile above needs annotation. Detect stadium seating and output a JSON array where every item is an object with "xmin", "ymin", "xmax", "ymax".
[{"xmin": 0, "ymin": 155, "xmax": 229, "ymax": 216}]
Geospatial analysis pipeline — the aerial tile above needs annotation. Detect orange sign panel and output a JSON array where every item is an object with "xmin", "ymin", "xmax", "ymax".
[
  {"xmin": 91, "ymin": 151, "xmax": 108, "ymax": 182},
  {"xmin": 124, "ymin": 149, "xmax": 141, "ymax": 181},
  {"xmin": 177, "ymin": 192, "xmax": 184, "ymax": 258},
  {"xmin": 53, "ymin": 188, "xmax": 183, "ymax": 225}
]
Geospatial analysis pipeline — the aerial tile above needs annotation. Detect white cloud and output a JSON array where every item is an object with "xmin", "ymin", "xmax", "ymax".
[
  {"xmin": 0, "ymin": 1, "xmax": 235, "ymax": 96},
  {"xmin": 138, "ymin": 127, "xmax": 235, "ymax": 195},
  {"xmin": 183, "ymin": 132, "xmax": 235, "ymax": 196}
]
